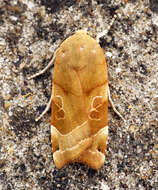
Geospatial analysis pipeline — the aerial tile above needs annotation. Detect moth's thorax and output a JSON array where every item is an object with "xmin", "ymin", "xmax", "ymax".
[{"xmin": 55, "ymin": 30, "xmax": 105, "ymax": 71}]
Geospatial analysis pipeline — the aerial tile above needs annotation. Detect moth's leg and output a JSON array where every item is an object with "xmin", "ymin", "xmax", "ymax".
[
  {"xmin": 96, "ymin": 14, "xmax": 117, "ymax": 43},
  {"xmin": 108, "ymin": 86, "xmax": 125, "ymax": 122},
  {"xmin": 35, "ymin": 80, "xmax": 53, "ymax": 122},
  {"xmin": 29, "ymin": 49, "xmax": 57, "ymax": 120},
  {"xmin": 28, "ymin": 49, "xmax": 58, "ymax": 80},
  {"xmin": 35, "ymin": 90, "xmax": 53, "ymax": 122}
]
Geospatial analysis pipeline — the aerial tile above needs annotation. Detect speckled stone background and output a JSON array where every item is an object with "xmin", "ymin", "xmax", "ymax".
[{"xmin": 0, "ymin": 0, "xmax": 158, "ymax": 189}]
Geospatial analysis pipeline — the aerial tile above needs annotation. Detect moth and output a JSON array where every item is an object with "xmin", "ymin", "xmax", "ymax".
[{"xmin": 29, "ymin": 30, "xmax": 124, "ymax": 170}]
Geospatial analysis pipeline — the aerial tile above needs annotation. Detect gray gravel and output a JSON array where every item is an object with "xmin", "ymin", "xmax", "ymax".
[{"xmin": 0, "ymin": 0, "xmax": 158, "ymax": 189}]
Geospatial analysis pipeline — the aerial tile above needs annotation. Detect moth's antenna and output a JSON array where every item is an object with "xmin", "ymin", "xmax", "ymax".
[
  {"xmin": 28, "ymin": 49, "xmax": 58, "ymax": 80},
  {"xmin": 96, "ymin": 14, "xmax": 117, "ymax": 43},
  {"xmin": 108, "ymin": 86, "xmax": 125, "ymax": 122}
]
